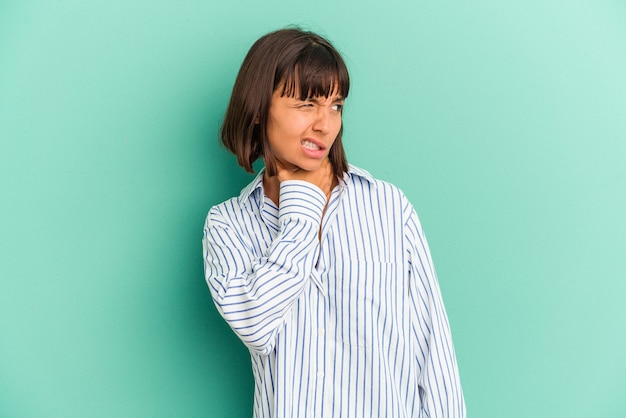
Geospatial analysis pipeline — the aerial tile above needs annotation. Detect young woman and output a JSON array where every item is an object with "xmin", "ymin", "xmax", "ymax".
[{"xmin": 203, "ymin": 28, "xmax": 465, "ymax": 418}]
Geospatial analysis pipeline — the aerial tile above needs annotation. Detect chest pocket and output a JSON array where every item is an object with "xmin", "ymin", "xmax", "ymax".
[{"xmin": 333, "ymin": 260, "xmax": 405, "ymax": 348}]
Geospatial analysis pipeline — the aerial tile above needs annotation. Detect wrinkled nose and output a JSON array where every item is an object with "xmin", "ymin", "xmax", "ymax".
[{"xmin": 312, "ymin": 108, "xmax": 329, "ymax": 134}]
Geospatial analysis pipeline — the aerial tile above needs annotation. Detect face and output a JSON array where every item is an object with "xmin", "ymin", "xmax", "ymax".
[{"xmin": 265, "ymin": 87, "xmax": 344, "ymax": 173}]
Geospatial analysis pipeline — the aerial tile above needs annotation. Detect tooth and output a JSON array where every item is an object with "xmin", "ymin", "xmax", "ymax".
[{"xmin": 302, "ymin": 140, "xmax": 320, "ymax": 150}]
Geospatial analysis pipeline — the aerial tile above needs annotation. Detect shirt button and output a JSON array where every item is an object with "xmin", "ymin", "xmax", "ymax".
[
  {"xmin": 318, "ymin": 328, "xmax": 325, "ymax": 335},
  {"xmin": 317, "ymin": 371, "xmax": 324, "ymax": 378}
]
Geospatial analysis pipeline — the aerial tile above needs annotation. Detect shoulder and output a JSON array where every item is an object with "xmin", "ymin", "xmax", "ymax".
[
  {"xmin": 346, "ymin": 164, "xmax": 412, "ymax": 206},
  {"xmin": 205, "ymin": 196, "xmax": 245, "ymax": 230},
  {"xmin": 343, "ymin": 165, "xmax": 418, "ymax": 230},
  {"xmin": 205, "ymin": 175, "xmax": 263, "ymax": 230}
]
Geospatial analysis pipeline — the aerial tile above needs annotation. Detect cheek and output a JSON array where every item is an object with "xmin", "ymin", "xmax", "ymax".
[
  {"xmin": 271, "ymin": 114, "xmax": 303, "ymax": 137},
  {"xmin": 331, "ymin": 119, "xmax": 343, "ymax": 137},
  {"xmin": 266, "ymin": 122, "xmax": 298, "ymax": 153}
]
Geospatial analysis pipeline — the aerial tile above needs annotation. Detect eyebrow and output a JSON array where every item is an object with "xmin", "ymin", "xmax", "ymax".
[{"xmin": 304, "ymin": 96, "xmax": 345, "ymax": 103}]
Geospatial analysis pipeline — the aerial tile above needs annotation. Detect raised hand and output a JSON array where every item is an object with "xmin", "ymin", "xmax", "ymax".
[{"xmin": 275, "ymin": 158, "xmax": 335, "ymax": 197}]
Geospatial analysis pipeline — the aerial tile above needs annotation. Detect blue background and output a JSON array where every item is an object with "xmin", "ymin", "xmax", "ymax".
[{"xmin": 1, "ymin": 1, "xmax": 625, "ymax": 416}]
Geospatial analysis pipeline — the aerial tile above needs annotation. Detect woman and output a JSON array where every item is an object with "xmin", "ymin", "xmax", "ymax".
[{"xmin": 203, "ymin": 28, "xmax": 465, "ymax": 418}]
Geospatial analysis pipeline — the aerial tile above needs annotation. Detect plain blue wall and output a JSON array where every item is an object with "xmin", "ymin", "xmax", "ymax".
[{"xmin": 1, "ymin": 1, "xmax": 625, "ymax": 417}]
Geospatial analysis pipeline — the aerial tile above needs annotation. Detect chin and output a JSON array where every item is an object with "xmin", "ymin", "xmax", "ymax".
[{"xmin": 297, "ymin": 160, "xmax": 326, "ymax": 172}]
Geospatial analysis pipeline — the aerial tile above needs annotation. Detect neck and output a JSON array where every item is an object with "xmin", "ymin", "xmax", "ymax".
[
  {"xmin": 262, "ymin": 170, "xmax": 339, "ymax": 208},
  {"xmin": 263, "ymin": 173, "xmax": 280, "ymax": 206}
]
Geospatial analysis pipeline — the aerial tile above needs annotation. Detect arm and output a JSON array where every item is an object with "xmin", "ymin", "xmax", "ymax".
[
  {"xmin": 404, "ymin": 203, "xmax": 466, "ymax": 417},
  {"xmin": 203, "ymin": 181, "xmax": 326, "ymax": 355}
]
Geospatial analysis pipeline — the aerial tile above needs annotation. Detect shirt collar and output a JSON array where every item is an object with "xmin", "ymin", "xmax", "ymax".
[
  {"xmin": 343, "ymin": 164, "xmax": 376, "ymax": 187},
  {"xmin": 237, "ymin": 164, "xmax": 376, "ymax": 206},
  {"xmin": 237, "ymin": 169, "xmax": 266, "ymax": 206}
]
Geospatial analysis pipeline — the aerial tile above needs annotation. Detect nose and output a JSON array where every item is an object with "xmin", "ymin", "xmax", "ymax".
[{"xmin": 312, "ymin": 107, "xmax": 330, "ymax": 134}]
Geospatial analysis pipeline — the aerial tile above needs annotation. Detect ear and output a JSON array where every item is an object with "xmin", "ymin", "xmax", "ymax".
[{"xmin": 254, "ymin": 115, "xmax": 260, "ymax": 124}]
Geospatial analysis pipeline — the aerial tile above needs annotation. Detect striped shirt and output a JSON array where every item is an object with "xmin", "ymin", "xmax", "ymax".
[{"xmin": 202, "ymin": 165, "xmax": 465, "ymax": 418}]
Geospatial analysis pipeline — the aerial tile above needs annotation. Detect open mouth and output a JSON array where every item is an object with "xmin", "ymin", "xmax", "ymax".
[{"xmin": 301, "ymin": 139, "xmax": 323, "ymax": 150}]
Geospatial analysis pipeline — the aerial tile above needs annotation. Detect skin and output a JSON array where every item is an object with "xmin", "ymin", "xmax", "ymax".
[{"xmin": 263, "ymin": 87, "xmax": 344, "ymax": 207}]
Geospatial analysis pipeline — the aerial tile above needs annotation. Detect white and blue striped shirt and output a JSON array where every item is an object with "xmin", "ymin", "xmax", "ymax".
[{"xmin": 203, "ymin": 165, "xmax": 465, "ymax": 418}]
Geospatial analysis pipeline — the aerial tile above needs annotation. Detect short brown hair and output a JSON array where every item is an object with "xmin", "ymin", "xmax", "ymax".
[{"xmin": 221, "ymin": 28, "xmax": 350, "ymax": 178}]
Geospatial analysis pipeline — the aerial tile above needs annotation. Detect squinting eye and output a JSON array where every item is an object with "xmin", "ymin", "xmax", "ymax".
[{"xmin": 332, "ymin": 104, "xmax": 344, "ymax": 112}]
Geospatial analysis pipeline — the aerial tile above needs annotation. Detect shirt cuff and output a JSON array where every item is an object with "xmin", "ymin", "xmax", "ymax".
[{"xmin": 278, "ymin": 180, "xmax": 327, "ymax": 225}]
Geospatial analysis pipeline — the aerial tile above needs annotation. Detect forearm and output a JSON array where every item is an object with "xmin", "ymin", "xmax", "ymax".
[{"xmin": 203, "ymin": 181, "xmax": 326, "ymax": 355}]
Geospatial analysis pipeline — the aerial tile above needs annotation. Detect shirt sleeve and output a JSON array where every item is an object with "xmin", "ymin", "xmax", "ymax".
[
  {"xmin": 202, "ymin": 180, "xmax": 326, "ymax": 356},
  {"xmin": 404, "ymin": 202, "xmax": 466, "ymax": 417}
]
